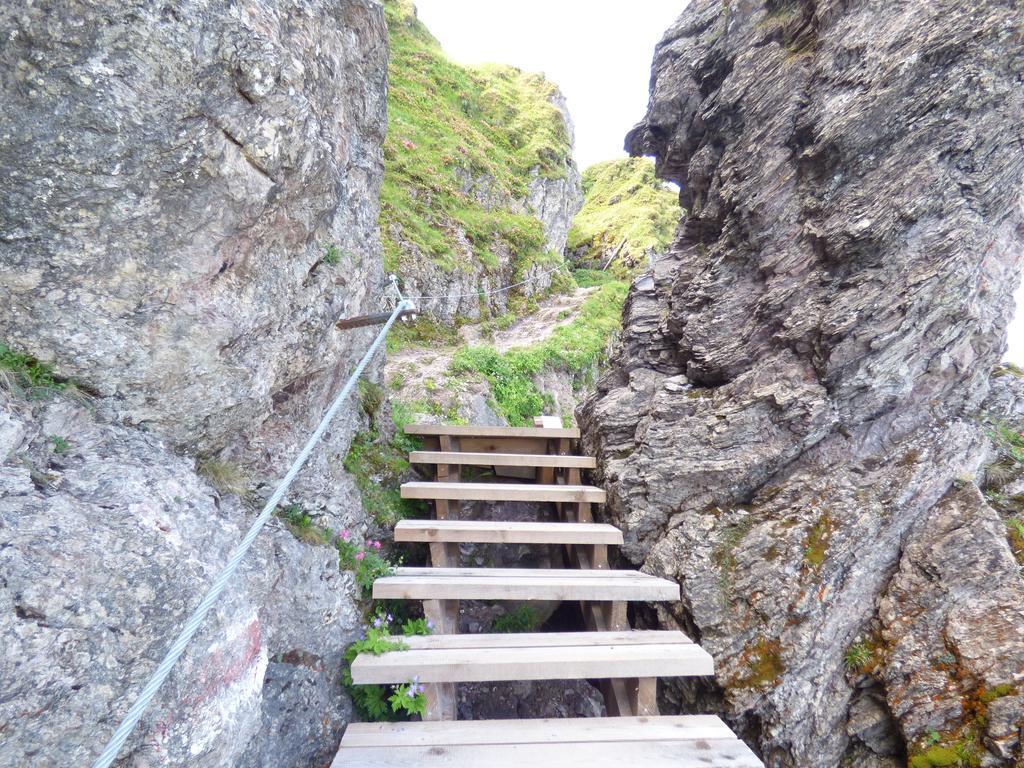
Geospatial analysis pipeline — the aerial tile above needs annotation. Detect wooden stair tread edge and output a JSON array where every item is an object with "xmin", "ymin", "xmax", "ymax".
[
  {"xmin": 394, "ymin": 519, "xmax": 623, "ymax": 544},
  {"xmin": 404, "ymin": 424, "xmax": 581, "ymax": 438},
  {"xmin": 349, "ymin": 641, "xmax": 714, "ymax": 684},
  {"xmin": 390, "ymin": 566, "xmax": 664, "ymax": 579},
  {"xmin": 372, "ymin": 573, "xmax": 680, "ymax": 601},
  {"xmin": 400, "ymin": 481, "xmax": 606, "ymax": 502},
  {"xmin": 409, "ymin": 451, "xmax": 596, "ymax": 468},
  {"xmin": 393, "ymin": 629, "xmax": 693, "ymax": 649},
  {"xmin": 341, "ymin": 714, "xmax": 734, "ymax": 747},
  {"xmin": 333, "ymin": 738, "xmax": 763, "ymax": 767}
]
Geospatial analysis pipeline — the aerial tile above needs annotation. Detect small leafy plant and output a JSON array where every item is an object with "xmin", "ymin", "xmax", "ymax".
[
  {"xmin": 337, "ymin": 531, "xmax": 395, "ymax": 597},
  {"xmin": 48, "ymin": 435, "xmax": 71, "ymax": 455},
  {"xmin": 843, "ymin": 642, "xmax": 873, "ymax": 672},
  {"xmin": 492, "ymin": 604, "xmax": 541, "ymax": 633},
  {"xmin": 322, "ymin": 243, "xmax": 342, "ymax": 266},
  {"xmin": 342, "ymin": 612, "xmax": 429, "ymax": 721}
]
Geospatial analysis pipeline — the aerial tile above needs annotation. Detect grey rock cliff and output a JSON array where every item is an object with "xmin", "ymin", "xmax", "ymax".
[
  {"xmin": 0, "ymin": 0, "xmax": 388, "ymax": 459},
  {"xmin": 0, "ymin": 1, "xmax": 389, "ymax": 765},
  {"xmin": 580, "ymin": 1, "xmax": 1024, "ymax": 765},
  {"xmin": 0, "ymin": 392, "xmax": 362, "ymax": 768}
]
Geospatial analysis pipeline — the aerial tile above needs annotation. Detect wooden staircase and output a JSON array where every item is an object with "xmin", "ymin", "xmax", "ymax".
[{"xmin": 332, "ymin": 421, "xmax": 763, "ymax": 767}]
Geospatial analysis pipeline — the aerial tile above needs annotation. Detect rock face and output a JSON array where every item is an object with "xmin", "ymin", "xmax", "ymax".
[
  {"xmin": 0, "ymin": 0, "xmax": 389, "ymax": 457},
  {"xmin": 0, "ymin": 1, "xmax": 389, "ymax": 766},
  {"xmin": 0, "ymin": 392, "xmax": 362, "ymax": 768},
  {"xmin": 580, "ymin": 1, "xmax": 1024, "ymax": 765}
]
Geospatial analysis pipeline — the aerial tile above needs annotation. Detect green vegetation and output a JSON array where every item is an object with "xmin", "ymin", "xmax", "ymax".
[
  {"xmin": 449, "ymin": 280, "xmax": 628, "ymax": 424},
  {"xmin": 382, "ymin": 0, "xmax": 570, "ymax": 276},
  {"xmin": 48, "ymin": 435, "xmax": 71, "ymax": 455},
  {"xmin": 566, "ymin": 158, "xmax": 679, "ymax": 275},
  {"xmin": 492, "ymin": 604, "xmax": 541, "ymax": 633},
  {"xmin": 1007, "ymin": 518, "xmax": 1024, "ymax": 565},
  {"xmin": 342, "ymin": 612, "xmax": 429, "ymax": 721},
  {"xmin": 803, "ymin": 513, "xmax": 834, "ymax": 570},
  {"xmin": 321, "ymin": 243, "xmax": 342, "ymax": 266},
  {"xmin": 386, "ymin": 316, "xmax": 462, "ymax": 354},
  {"xmin": 0, "ymin": 342, "xmax": 71, "ymax": 399},
  {"xmin": 732, "ymin": 638, "xmax": 785, "ymax": 689},
  {"xmin": 843, "ymin": 640, "xmax": 882, "ymax": 674},
  {"xmin": 344, "ymin": 401, "xmax": 427, "ymax": 526},
  {"xmin": 712, "ymin": 514, "xmax": 755, "ymax": 589},
  {"xmin": 196, "ymin": 457, "xmax": 250, "ymax": 496}
]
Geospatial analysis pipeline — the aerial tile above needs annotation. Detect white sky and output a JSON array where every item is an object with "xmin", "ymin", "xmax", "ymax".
[
  {"xmin": 413, "ymin": 0, "xmax": 687, "ymax": 171},
  {"xmin": 411, "ymin": 0, "xmax": 1024, "ymax": 363}
]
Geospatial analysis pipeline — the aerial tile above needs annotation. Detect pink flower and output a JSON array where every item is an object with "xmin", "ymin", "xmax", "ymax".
[
  {"xmin": 355, "ymin": 551, "xmax": 365, "ymax": 561},
  {"xmin": 340, "ymin": 530, "xmax": 351, "ymax": 541},
  {"xmin": 373, "ymin": 541, "xmax": 382, "ymax": 550},
  {"xmin": 401, "ymin": 138, "xmax": 416, "ymax": 150}
]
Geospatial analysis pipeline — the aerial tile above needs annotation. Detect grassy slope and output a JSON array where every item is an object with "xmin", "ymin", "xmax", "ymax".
[
  {"xmin": 567, "ymin": 157, "xmax": 680, "ymax": 273},
  {"xmin": 382, "ymin": 0, "xmax": 571, "ymax": 276},
  {"xmin": 450, "ymin": 279, "xmax": 628, "ymax": 425}
]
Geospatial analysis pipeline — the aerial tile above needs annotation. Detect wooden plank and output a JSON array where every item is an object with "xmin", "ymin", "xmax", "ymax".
[
  {"xmin": 332, "ymin": 737, "xmax": 763, "ymax": 768},
  {"xmin": 395, "ymin": 630, "xmax": 692, "ymax": 650},
  {"xmin": 350, "ymin": 641, "xmax": 713, "ymax": 684},
  {"xmin": 390, "ymin": 566, "xmax": 669, "ymax": 580},
  {"xmin": 395, "ymin": 520, "xmax": 623, "ymax": 545},
  {"xmin": 341, "ymin": 715, "xmax": 734, "ymax": 748},
  {"xmin": 405, "ymin": 424, "xmax": 580, "ymax": 439},
  {"xmin": 401, "ymin": 481, "xmax": 606, "ymax": 503},
  {"xmin": 410, "ymin": 451, "xmax": 596, "ymax": 469},
  {"xmin": 373, "ymin": 569, "xmax": 679, "ymax": 602}
]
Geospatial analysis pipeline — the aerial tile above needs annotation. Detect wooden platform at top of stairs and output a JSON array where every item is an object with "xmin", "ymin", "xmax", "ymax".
[{"xmin": 332, "ymin": 715, "xmax": 763, "ymax": 768}]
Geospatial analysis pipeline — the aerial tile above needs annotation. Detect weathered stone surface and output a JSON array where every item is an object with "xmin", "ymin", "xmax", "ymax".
[
  {"xmin": 0, "ymin": 392, "xmax": 362, "ymax": 768},
  {"xmin": 581, "ymin": 1, "xmax": 1024, "ymax": 765},
  {"xmin": 0, "ymin": 0, "xmax": 389, "ymax": 461},
  {"xmin": 880, "ymin": 485, "xmax": 1024, "ymax": 761}
]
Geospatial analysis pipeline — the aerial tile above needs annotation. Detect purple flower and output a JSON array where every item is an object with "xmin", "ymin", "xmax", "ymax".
[
  {"xmin": 406, "ymin": 676, "xmax": 422, "ymax": 697},
  {"xmin": 372, "ymin": 615, "xmax": 385, "ymax": 628},
  {"xmin": 340, "ymin": 529, "xmax": 351, "ymax": 541},
  {"xmin": 426, "ymin": 619, "xmax": 434, "ymax": 631}
]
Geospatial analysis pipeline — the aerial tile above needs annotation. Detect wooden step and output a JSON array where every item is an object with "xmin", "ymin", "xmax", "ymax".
[
  {"xmin": 372, "ymin": 567, "xmax": 680, "ymax": 602},
  {"xmin": 333, "ymin": 715, "xmax": 763, "ymax": 767},
  {"xmin": 350, "ymin": 630, "xmax": 712, "ymax": 684},
  {"xmin": 410, "ymin": 450, "xmax": 596, "ymax": 468},
  {"xmin": 400, "ymin": 481, "xmax": 606, "ymax": 504},
  {"xmin": 405, "ymin": 424, "xmax": 580, "ymax": 439},
  {"xmin": 394, "ymin": 519, "xmax": 623, "ymax": 545}
]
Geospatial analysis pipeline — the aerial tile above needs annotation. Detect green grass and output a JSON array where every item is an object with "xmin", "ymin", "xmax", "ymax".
[
  {"xmin": 343, "ymin": 403, "xmax": 428, "ymax": 526},
  {"xmin": 567, "ymin": 158, "xmax": 679, "ymax": 275},
  {"xmin": 196, "ymin": 458, "xmax": 250, "ymax": 496},
  {"xmin": 381, "ymin": 0, "xmax": 570, "ymax": 279},
  {"xmin": 449, "ymin": 281, "xmax": 628, "ymax": 424},
  {"xmin": 48, "ymin": 435, "xmax": 71, "ymax": 455},
  {"xmin": 322, "ymin": 243, "xmax": 342, "ymax": 266},
  {"xmin": 492, "ymin": 604, "xmax": 541, "ymax": 633},
  {"xmin": 0, "ymin": 342, "xmax": 68, "ymax": 399}
]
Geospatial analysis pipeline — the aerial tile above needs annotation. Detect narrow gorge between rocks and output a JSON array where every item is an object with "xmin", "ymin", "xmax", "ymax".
[{"xmin": 1, "ymin": 1, "xmax": 1022, "ymax": 767}]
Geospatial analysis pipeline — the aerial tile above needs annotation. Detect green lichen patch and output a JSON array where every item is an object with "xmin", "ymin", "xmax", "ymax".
[
  {"xmin": 567, "ymin": 158, "xmax": 679, "ymax": 275},
  {"xmin": 803, "ymin": 513, "xmax": 834, "ymax": 570},
  {"xmin": 731, "ymin": 638, "xmax": 785, "ymax": 689}
]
